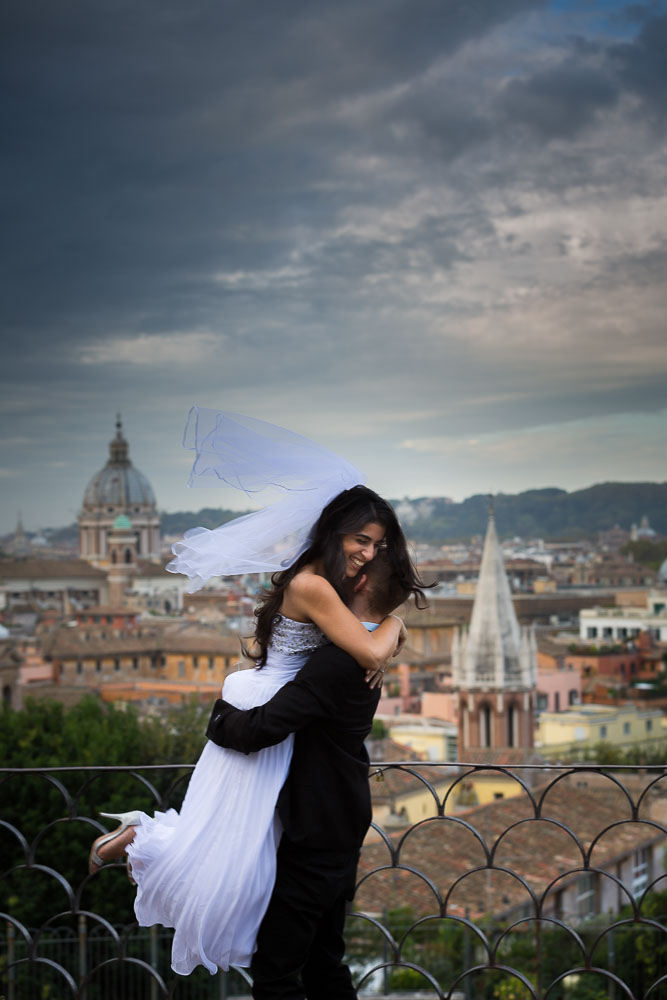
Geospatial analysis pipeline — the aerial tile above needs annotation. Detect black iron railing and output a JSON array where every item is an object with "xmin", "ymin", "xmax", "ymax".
[{"xmin": 1, "ymin": 761, "xmax": 667, "ymax": 998}]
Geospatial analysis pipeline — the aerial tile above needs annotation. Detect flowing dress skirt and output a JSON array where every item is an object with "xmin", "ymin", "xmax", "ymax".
[{"xmin": 127, "ymin": 651, "xmax": 308, "ymax": 975}]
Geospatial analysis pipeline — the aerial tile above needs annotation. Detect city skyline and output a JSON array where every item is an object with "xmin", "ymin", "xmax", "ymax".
[{"xmin": 2, "ymin": 0, "xmax": 667, "ymax": 533}]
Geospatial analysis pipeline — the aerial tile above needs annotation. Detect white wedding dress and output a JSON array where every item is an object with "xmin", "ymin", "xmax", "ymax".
[{"xmin": 126, "ymin": 615, "xmax": 329, "ymax": 975}]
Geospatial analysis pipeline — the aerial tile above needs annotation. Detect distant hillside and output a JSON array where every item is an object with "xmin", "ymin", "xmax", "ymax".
[
  {"xmin": 159, "ymin": 483, "xmax": 667, "ymax": 544},
  {"xmin": 26, "ymin": 482, "xmax": 667, "ymax": 549},
  {"xmin": 160, "ymin": 507, "xmax": 251, "ymax": 536},
  {"xmin": 394, "ymin": 482, "xmax": 667, "ymax": 543}
]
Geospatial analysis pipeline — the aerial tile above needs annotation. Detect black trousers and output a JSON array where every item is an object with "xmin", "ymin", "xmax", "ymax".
[{"xmin": 250, "ymin": 839, "xmax": 360, "ymax": 1000}]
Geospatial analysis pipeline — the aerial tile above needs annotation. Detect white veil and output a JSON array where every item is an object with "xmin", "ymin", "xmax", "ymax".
[{"xmin": 166, "ymin": 407, "xmax": 364, "ymax": 592}]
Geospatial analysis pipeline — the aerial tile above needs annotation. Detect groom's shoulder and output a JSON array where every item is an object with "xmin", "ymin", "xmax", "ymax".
[{"xmin": 302, "ymin": 642, "xmax": 359, "ymax": 674}]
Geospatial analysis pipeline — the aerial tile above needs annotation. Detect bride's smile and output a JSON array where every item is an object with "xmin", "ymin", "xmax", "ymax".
[{"xmin": 341, "ymin": 522, "xmax": 386, "ymax": 578}]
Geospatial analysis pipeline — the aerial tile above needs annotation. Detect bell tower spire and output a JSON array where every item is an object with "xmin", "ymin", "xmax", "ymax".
[{"xmin": 452, "ymin": 501, "xmax": 537, "ymax": 754}]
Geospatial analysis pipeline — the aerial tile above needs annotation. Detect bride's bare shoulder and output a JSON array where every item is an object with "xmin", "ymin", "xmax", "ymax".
[{"xmin": 286, "ymin": 568, "xmax": 334, "ymax": 602}]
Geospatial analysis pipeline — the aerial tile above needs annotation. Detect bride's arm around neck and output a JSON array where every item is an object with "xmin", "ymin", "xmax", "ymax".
[{"xmin": 281, "ymin": 571, "xmax": 401, "ymax": 673}]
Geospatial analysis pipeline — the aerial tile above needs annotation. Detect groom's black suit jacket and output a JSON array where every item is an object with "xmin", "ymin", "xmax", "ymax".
[{"xmin": 206, "ymin": 644, "xmax": 381, "ymax": 852}]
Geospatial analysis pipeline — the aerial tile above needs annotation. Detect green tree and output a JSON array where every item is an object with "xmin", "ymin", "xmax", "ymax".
[
  {"xmin": 0, "ymin": 695, "xmax": 208, "ymax": 930},
  {"xmin": 621, "ymin": 538, "xmax": 667, "ymax": 571}
]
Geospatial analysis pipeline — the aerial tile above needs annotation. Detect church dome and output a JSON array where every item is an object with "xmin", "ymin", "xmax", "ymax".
[
  {"xmin": 82, "ymin": 417, "xmax": 156, "ymax": 512},
  {"xmin": 79, "ymin": 416, "xmax": 161, "ymax": 567}
]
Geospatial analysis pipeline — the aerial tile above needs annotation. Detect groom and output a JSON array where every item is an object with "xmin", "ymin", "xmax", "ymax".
[{"xmin": 206, "ymin": 554, "xmax": 409, "ymax": 999}]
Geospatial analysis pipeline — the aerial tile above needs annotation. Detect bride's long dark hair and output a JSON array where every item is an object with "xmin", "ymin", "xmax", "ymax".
[{"xmin": 251, "ymin": 485, "xmax": 430, "ymax": 665}]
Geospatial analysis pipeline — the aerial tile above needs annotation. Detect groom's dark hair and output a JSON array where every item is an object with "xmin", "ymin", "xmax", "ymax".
[{"xmin": 364, "ymin": 551, "xmax": 412, "ymax": 617}]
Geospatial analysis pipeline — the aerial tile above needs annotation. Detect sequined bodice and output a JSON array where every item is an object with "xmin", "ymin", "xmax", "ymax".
[{"xmin": 268, "ymin": 614, "xmax": 329, "ymax": 656}]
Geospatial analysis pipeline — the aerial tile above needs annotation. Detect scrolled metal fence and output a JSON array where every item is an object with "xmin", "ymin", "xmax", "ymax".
[{"xmin": 1, "ymin": 761, "xmax": 666, "ymax": 998}]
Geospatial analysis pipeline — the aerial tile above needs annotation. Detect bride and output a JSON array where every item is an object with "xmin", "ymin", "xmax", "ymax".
[{"xmin": 88, "ymin": 410, "xmax": 427, "ymax": 975}]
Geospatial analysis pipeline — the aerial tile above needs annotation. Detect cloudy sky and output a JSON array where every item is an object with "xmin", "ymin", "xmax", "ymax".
[{"xmin": 2, "ymin": 0, "xmax": 666, "ymax": 533}]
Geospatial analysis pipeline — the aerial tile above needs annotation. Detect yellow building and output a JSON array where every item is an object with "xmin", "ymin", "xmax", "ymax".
[
  {"xmin": 42, "ymin": 619, "xmax": 242, "ymax": 706},
  {"xmin": 536, "ymin": 703, "xmax": 666, "ymax": 757},
  {"xmin": 377, "ymin": 727, "xmax": 544, "ymax": 815},
  {"xmin": 366, "ymin": 738, "xmax": 454, "ymax": 835},
  {"xmin": 387, "ymin": 718, "xmax": 458, "ymax": 762}
]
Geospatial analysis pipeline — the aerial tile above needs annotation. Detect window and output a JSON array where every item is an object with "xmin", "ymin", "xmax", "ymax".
[
  {"xmin": 537, "ymin": 693, "xmax": 548, "ymax": 711},
  {"xmin": 114, "ymin": 658, "xmax": 120, "ymax": 672},
  {"xmin": 132, "ymin": 657, "xmax": 138, "ymax": 670},
  {"xmin": 95, "ymin": 660, "xmax": 101, "ymax": 673},
  {"xmin": 178, "ymin": 659, "xmax": 186, "ymax": 678},
  {"xmin": 576, "ymin": 873, "xmax": 596, "ymax": 919},
  {"xmin": 632, "ymin": 848, "xmax": 650, "ymax": 898},
  {"xmin": 479, "ymin": 705, "xmax": 492, "ymax": 747},
  {"xmin": 568, "ymin": 690, "xmax": 579, "ymax": 706},
  {"xmin": 76, "ymin": 662, "xmax": 83, "ymax": 675},
  {"xmin": 600, "ymin": 726, "xmax": 607, "ymax": 738},
  {"xmin": 623, "ymin": 722, "xmax": 630, "ymax": 735},
  {"xmin": 554, "ymin": 692, "xmax": 560, "ymax": 711},
  {"xmin": 209, "ymin": 656, "xmax": 215, "ymax": 670},
  {"xmin": 507, "ymin": 704, "xmax": 517, "ymax": 747},
  {"xmin": 646, "ymin": 719, "xmax": 653, "ymax": 732},
  {"xmin": 193, "ymin": 656, "xmax": 199, "ymax": 670},
  {"xmin": 586, "ymin": 627, "xmax": 597, "ymax": 639}
]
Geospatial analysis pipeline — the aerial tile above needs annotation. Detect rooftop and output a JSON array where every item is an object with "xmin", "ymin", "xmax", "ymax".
[{"xmin": 0, "ymin": 558, "xmax": 108, "ymax": 579}]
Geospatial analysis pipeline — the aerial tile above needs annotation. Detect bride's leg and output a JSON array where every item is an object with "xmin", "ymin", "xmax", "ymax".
[
  {"xmin": 89, "ymin": 814, "xmax": 141, "ymax": 874},
  {"xmin": 94, "ymin": 825, "xmax": 137, "ymax": 862}
]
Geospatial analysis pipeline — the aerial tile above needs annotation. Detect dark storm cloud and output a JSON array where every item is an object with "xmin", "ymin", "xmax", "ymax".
[
  {"xmin": 0, "ymin": 1, "xmax": 609, "ymax": 346},
  {"xmin": 498, "ymin": 56, "xmax": 619, "ymax": 139},
  {"xmin": 0, "ymin": 0, "xmax": 540, "ymax": 341},
  {"xmin": 2, "ymin": 0, "xmax": 667, "ymax": 530},
  {"xmin": 611, "ymin": 12, "xmax": 667, "ymax": 117},
  {"xmin": 491, "ymin": 7, "xmax": 667, "ymax": 147}
]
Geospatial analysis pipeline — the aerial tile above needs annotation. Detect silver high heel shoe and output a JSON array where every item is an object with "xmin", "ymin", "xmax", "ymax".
[{"xmin": 88, "ymin": 810, "xmax": 142, "ymax": 875}]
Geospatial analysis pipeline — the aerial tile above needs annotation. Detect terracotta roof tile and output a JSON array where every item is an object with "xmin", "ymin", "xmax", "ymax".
[
  {"xmin": 357, "ymin": 777, "xmax": 665, "ymax": 919},
  {"xmin": 0, "ymin": 558, "xmax": 107, "ymax": 579},
  {"xmin": 43, "ymin": 620, "xmax": 242, "ymax": 657}
]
